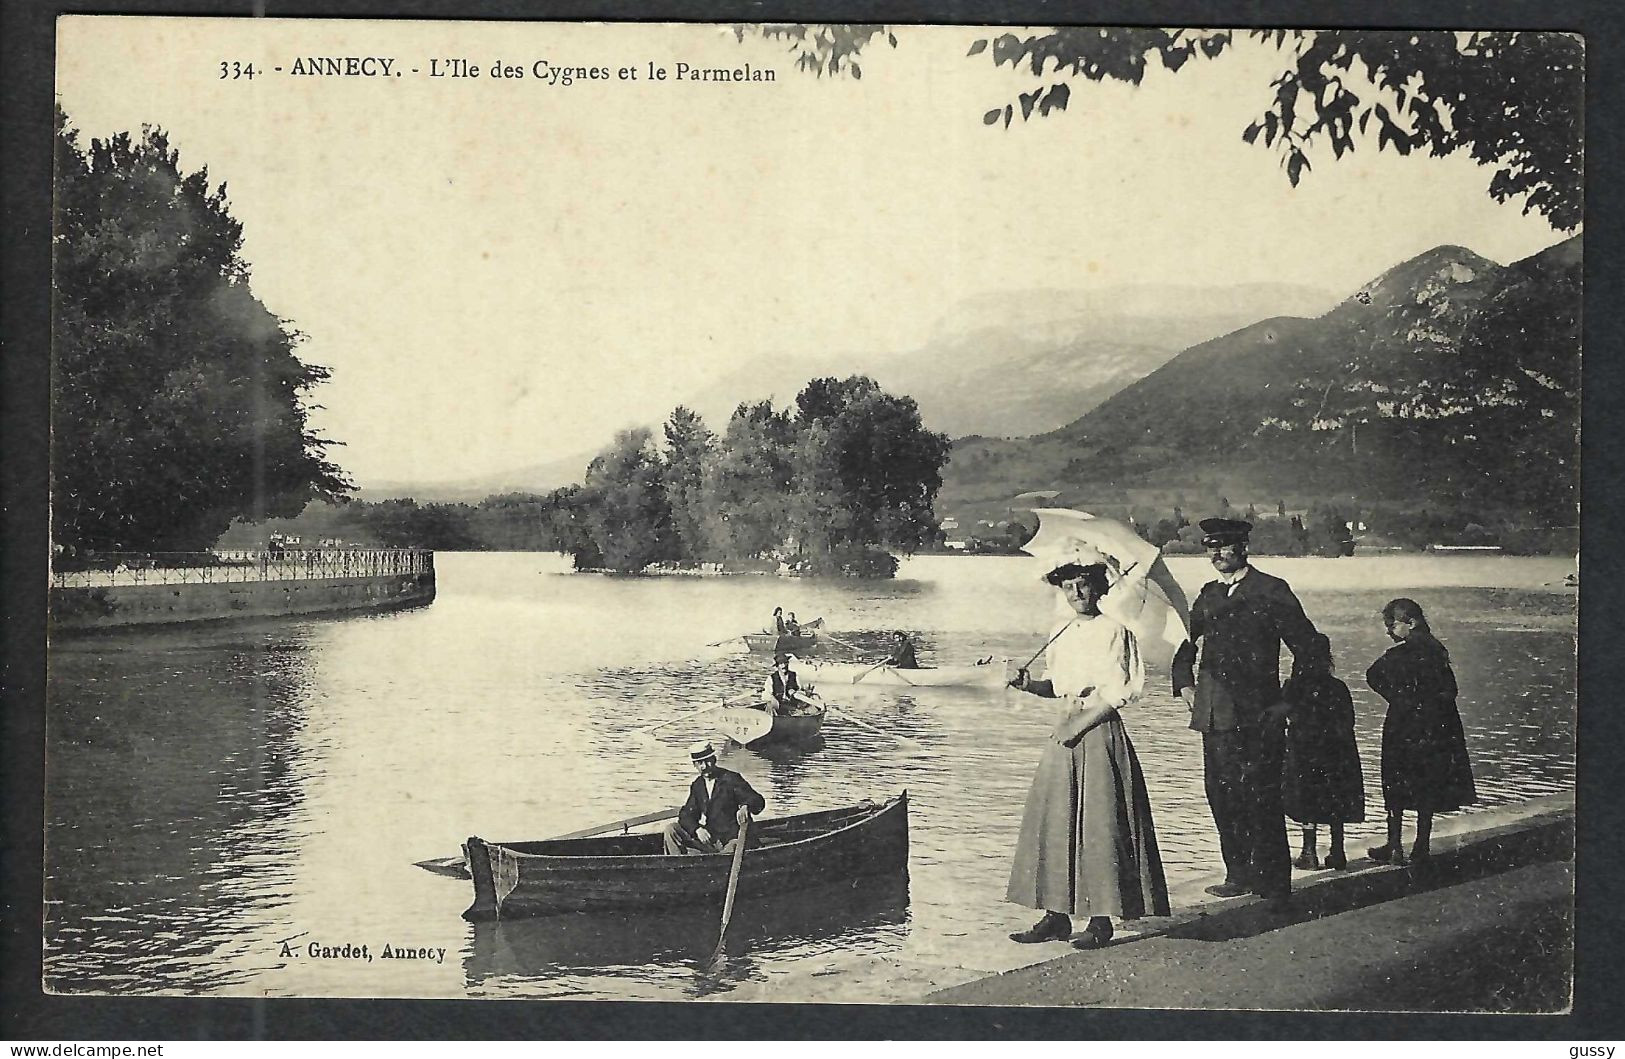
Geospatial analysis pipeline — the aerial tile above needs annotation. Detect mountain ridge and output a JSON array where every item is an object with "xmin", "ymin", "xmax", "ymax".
[{"xmin": 939, "ymin": 236, "xmax": 1580, "ymax": 523}]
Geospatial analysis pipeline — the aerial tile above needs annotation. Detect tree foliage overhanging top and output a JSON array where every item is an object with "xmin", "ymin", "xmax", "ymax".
[
  {"xmin": 747, "ymin": 26, "xmax": 1581, "ymax": 231},
  {"xmin": 53, "ymin": 108, "xmax": 352, "ymax": 553}
]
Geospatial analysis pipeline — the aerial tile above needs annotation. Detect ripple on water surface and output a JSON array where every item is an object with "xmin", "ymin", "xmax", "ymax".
[{"xmin": 44, "ymin": 553, "xmax": 1576, "ymax": 998}]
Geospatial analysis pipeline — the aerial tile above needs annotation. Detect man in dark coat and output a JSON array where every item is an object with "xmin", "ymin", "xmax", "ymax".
[
  {"xmin": 764, "ymin": 653, "xmax": 803, "ymax": 715},
  {"xmin": 1172, "ymin": 518, "xmax": 1321, "ymax": 905},
  {"xmin": 886, "ymin": 631, "xmax": 920, "ymax": 669},
  {"xmin": 662, "ymin": 741, "xmax": 767, "ymax": 855}
]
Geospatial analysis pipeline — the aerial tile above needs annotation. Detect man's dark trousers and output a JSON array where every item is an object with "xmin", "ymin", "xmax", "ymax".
[{"xmin": 1203, "ymin": 719, "xmax": 1289, "ymax": 897}]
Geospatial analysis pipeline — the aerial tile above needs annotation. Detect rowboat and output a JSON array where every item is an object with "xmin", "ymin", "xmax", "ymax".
[
  {"xmin": 799, "ymin": 659, "xmax": 1011, "ymax": 690},
  {"xmin": 715, "ymin": 697, "xmax": 826, "ymax": 747},
  {"xmin": 741, "ymin": 616, "xmax": 823, "ymax": 654},
  {"xmin": 461, "ymin": 793, "xmax": 909, "ymax": 920}
]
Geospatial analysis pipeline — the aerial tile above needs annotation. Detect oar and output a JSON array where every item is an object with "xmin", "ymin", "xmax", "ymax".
[
  {"xmin": 847, "ymin": 657, "xmax": 891, "ymax": 683},
  {"xmin": 819, "ymin": 630, "xmax": 858, "ymax": 651},
  {"xmin": 709, "ymin": 811, "xmax": 751, "ymax": 966},
  {"xmin": 415, "ymin": 806, "xmax": 684, "ymax": 875},
  {"xmin": 823, "ymin": 630, "xmax": 915, "ymax": 680},
  {"xmin": 815, "ymin": 697, "xmax": 924, "ymax": 751},
  {"xmin": 637, "ymin": 702, "xmax": 729, "ymax": 738},
  {"xmin": 551, "ymin": 806, "xmax": 683, "ymax": 840},
  {"xmin": 636, "ymin": 695, "xmax": 756, "ymax": 738}
]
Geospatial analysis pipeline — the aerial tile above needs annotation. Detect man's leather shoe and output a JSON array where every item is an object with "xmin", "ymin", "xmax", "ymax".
[
  {"xmin": 1203, "ymin": 880, "xmax": 1250, "ymax": 899},
  {"xmin": 1009, "ymin": 912, "xmax": 1071, "ymax": 944}
]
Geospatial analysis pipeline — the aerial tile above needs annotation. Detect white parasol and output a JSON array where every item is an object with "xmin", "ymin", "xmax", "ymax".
[{"xmin": 1026, "ymin": 508, "xmax": 1192, "ymax": 653}]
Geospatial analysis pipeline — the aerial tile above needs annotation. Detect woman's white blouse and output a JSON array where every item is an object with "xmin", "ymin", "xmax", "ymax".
[{"xmin": 1045, "ymin": 615, "xmax": 1145, "ymax": 708}]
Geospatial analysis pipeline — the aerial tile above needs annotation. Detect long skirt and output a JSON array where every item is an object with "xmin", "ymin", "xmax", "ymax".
[{"xmin": 1006, "ymin": 715, "xmax": 1170, "ymax": 919}]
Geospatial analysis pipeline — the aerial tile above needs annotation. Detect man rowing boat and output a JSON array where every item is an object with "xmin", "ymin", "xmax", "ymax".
[
  {"xmin": 886, "ymin": 631, "xmax": 920, "ymax": 669},
  {"xmin": 662, "ymin": 741, "xmax": 766, "ymax": 856},
  {"xmin": 763, "ymin": 652, "xmax": 805, "ymax": 715}
]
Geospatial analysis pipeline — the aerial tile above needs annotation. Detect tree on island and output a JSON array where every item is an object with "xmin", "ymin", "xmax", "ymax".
[
  {"xmin": 700, "ymin": 400, "xmax": 798, "ymax": 562},
  {"xmin": 660, "ymin": 406, "xmax": 719, "ymax": 562},
  {"xmin": 561, "ymin": 377, "xmax": 952, "ymax": 575},
  {"xmin": 793, "ymin": 376, "xmax": 953, "ymax": 554},
  {"xmin": 578, "ymin": 428, "xmax": 675, "ymax": 573},
  {"xmin": 52, "ymin": 109, "xmax": 350, "ymax": 555},
  {"xmin": 748, "ymin": 27, "xmax": 1581, "ymax": 230}
]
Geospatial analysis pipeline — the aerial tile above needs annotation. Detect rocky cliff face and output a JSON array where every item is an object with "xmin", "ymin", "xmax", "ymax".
[{"xmin": 941, "ymin": 237, "xmax": 1580, "ymax": 519}]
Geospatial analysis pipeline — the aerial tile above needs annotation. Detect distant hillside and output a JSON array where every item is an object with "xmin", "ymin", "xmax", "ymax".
[
  {"xmin": 678, "ymin": 282, "xmax": 1339, "ymax": 439},
  {"xmin": 357, "ymin": 448, "xmax": 596, "ymax": 502},
  {"xmin": 369, "ymin": 280, "xmax": 1339, "ymax": 506},
  {"xmin": 940, "ymin": 238, "xmax": 1581, "ymax": 523}
]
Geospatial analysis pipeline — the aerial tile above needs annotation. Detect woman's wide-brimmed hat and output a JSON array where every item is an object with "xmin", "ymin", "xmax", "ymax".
[{"xmin": 1037, "ymin": 541, "xmax": 1117, "ymax": 585}]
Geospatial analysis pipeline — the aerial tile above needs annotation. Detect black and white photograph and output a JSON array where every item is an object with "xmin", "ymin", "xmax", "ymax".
[{"xmin": 40, "ymin": 16, "xmax": 1581, "ymax": 1012}]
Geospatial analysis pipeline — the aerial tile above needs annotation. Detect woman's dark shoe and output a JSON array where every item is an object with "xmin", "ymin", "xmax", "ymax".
[
  {"xmin": 1203, "ymin": 880, "xmax": 1250, "ymax": 899},
  {"xmin": 1293, "ymin": 851, "xmax": 1321, "ymax": 871},
  {"xmin": 1071, "ymin": 919, "xmax": 1114, "ymax": 950},
  {"xmin": 1367, "ymin": 844, "xmax": 1407, "ymax": 866},
  {"xmin": 1407, "ymin": 849, "xmax": 1433, "ymax": 877},
  {"xmin": 1323, "ymin": 850, "xmax": 1348, "ymax": 871},
  {"xmin": 1009, "ymin": 912, "xmax": 1071, "ymax": 944}
]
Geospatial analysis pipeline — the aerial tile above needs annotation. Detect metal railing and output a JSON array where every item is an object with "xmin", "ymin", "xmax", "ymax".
[{"xmin": 51, "ymin": 548, "xmax": 435, "ymax": 589}]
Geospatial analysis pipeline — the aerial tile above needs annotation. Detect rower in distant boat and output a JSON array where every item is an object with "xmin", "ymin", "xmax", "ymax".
[
  {"xmin": 886, "ymin": 631, "xmax": 920, "ymax": 670},
  {"xmin": 771, "ymin": 607, "xmax": 788, "ymax": 636},
  {"xmin": 786, "ymin": 611, "xmax": 802, "ymax": 636},
  {"xmin": 764, "ymin": 652, "xmax": 805, "ymax": 715},
  {"xmin": 662, "ymin": 741, "xmax": 765, "ymax": 856}
]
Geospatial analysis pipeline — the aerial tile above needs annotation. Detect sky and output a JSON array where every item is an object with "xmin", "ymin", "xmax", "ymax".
[{"xmin": 55, "ymin": 19, "xmax": 1572, "ymax": 488}]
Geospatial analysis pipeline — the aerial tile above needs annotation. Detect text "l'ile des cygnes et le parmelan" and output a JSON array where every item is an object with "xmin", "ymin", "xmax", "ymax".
[{"xmin": 219, "ymin": 56, "xmax": 778, "ymax": 85}]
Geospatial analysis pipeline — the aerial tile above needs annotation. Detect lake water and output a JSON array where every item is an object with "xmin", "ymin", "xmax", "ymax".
[{"xmin": 44, "ymin": 552, "xmax": 1577, "ymax": 1000}]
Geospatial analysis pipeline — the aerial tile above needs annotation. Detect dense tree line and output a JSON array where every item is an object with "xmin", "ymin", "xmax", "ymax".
[
  {"xmin": 223, "ymin": 376, "xmax": 952, "ymax": 576},
  {"xmin": 568, "ymin": 377, "xmax": 952, "ymax": 574},
  {"xmin": 52, "ymin": 110, "xmax": 351, "ymax": 555}
]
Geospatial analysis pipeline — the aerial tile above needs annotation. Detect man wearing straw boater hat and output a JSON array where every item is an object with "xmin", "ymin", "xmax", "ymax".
[
  {"xmin": 1173, "ymin": 517, "xmax": 1321, "ymax": 908},
  {"xmin": 662, "ymin": 741, "xmax": 766, "ymax": 856}
]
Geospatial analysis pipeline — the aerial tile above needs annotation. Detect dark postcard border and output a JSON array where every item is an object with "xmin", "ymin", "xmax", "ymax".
[{"xmin": 4, "ymin": 0, "xmax": 1622, "ymax": 1042}]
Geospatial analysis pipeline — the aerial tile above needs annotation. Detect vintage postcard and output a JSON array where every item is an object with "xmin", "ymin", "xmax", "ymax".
[{"xmin": 46, "ymin": 16, "xmax": 1579, "ymax": 1010}]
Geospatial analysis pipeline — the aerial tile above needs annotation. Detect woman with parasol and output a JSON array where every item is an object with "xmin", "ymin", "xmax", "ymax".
[{"xmin": 1005, "ymin": 511, "xmax": 1186, "ymax": 948}]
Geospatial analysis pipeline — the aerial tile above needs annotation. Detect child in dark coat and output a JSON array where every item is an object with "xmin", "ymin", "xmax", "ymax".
[
  {"xmin": 1365, "ymin": 598, "xmax": 1476, "ymax": 867},
  {"xmin": 1282, "ymin": 633, "xmax": 1365, "ymax": 870}
]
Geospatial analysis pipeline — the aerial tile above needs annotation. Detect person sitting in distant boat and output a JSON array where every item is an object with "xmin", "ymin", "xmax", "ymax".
[
  {"xmin": 785, "ymin": 612, "xmax": 802, "ymax": 636},
  {"xmin": 662, "ymin": 741, "xmax": 765, "ymax": 856},
  {"xmin": 886, "ymin": 631, "xmax": 920, "ymax": 669},
  {"xmin": 771, "ymin": 607, "xmax": 787, "ymax": 636},
  {"xmin": 763, "ymin": 653, "xmax": 805, "ymax": 715}
]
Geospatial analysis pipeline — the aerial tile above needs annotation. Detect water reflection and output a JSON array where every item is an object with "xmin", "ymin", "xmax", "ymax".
[
  {"xmin": 46, "ymin": 622, "xmax": 323, "ymax": 993},
  {"xmin": 44, "ymin": 553, "xmax": 1576, "ymax": 1000},
  {"xmin": 464, "ymin": 876, "xmax": 910, "ymax": 999}
]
